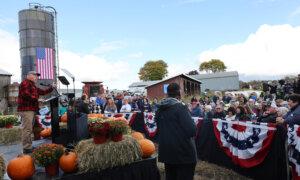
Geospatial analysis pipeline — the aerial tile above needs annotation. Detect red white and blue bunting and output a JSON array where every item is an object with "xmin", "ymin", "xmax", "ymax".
[
  {"xmin": 212, "ymin": 119, "xmax": 276, "ymax": 168},
  {"xmin": 35, "ymin": 115, "xmax": 51, "ymax": 129},
  {"xmin": 288, "ymin": 125, "xmax": 300, "ymax": 180},
  {"xmin": 144, "ymin": 112, "xmax": 157, "ymax": 137},
  {"xmin": 192, "ymin": 117, "xmax": 204, "ymax": 137},
  {"xmin": 192, "ymin": 117, "xmax": 203, "ymax": 125}
]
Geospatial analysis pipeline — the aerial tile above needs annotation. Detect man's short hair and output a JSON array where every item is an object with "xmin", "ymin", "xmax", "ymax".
[
  {"xmin": 288, "ymin": 94, "xmax": 300, "ymax": 103},
  {"xmin": 167, "ymin": 83, "xmax": 180, "ymax": 98}
]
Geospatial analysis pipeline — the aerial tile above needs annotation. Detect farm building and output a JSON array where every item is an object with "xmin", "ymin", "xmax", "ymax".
[
  {"xmin": 146, "ymin": 74, "xmax": 201, "ymax": 100},
  {"xmin": 190, "ymin": 71, "xmax": 239, "ymax": 92},
  {"xmin": 128, "ymin": 80, "xmax": 160, "ymax": 95},
  {"xmin": 0, "ymin": 69, "xmax": 12, "ymax": 114}
]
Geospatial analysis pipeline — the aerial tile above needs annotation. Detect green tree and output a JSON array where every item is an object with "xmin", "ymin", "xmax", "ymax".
[
  {"xmin": 138, "ymin": 60, "xmax": 168, "ymax": 81},
  {"xmin": 187, "ymin": 70, "xmax": 199, "ymax": 75},
  {"xmin": 199, "ymin": 59, "xmax": 227, "ymax": 73}
]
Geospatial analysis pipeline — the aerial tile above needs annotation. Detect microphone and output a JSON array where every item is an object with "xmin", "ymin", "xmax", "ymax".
[{"xmin": 40, "ymin": 83, "xmax": 51, "ymax": 87}]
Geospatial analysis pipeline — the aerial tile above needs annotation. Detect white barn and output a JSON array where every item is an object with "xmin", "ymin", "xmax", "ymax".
[
  {"xmin": 191, "ymin": 71, "xmax": 239, "ymax": 91},
  {"xmin": 128, "ymin": 80, "xmax": 160, "ymax": 95}
]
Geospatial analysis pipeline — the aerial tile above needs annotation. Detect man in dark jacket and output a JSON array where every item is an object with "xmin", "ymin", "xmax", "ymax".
[
  {"xmin": 156, "ymin": 83, "xmax": 197, "ymax": 180},
  {"xmin": 213, "ymin": 105, "xmax": 226, "ymax": 119},
  {"xmin": 137, "ymin": 95, "xmax": 145, "ymax": 112},
  {"xmin": 75, "ymin": 94, "xmax": 90, "ymax": 115},
  {"xmin": 258, "ymin": 105, "xmax": 278, "ymax": 123},
  {"xmin": 276, "ymin": 94, "xmax": 300, "ymax": 125}
]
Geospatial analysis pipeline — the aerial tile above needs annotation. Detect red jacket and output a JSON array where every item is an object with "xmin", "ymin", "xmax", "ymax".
[{"xmin": 17, "ymin": 79, "xmax": 53, "ymax": 111}]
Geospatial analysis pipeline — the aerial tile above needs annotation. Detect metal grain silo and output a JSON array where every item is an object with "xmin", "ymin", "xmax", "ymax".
[{"xmin": 18, "ymin": 3, "xmax": 58, "ymax": 84}]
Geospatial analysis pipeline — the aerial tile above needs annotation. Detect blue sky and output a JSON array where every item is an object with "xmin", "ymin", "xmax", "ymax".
[{"xmin": 1, "ymin": 0, "xmax": 300, "ymax": 89}]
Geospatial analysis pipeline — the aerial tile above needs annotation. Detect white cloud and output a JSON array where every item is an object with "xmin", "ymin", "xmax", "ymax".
[
  {"xmin": 128, "ymin": 52, "xmax": 144, "ymax": 59},
  {"xmin": 198, "ymin": 24, "xmax": 300, "ymax": 79},
  {"xmin": 59, "ymin": 51, "xmax": 132, "ymax": 89},
  {"xmin": 0, "ymin": 28, "xmax": 135, "ymax": 90},
  {"xmin": 92, "ymin": 40, "xmax": 127, "ymax": 54},
  {"xmin": 167, "ymin": 63, "xmax": 196, "ymax": 77},
  {"xmin": 0, "ymin": 16, "xmax": 16, "ymax": 25},
  {"xmin": 289, "ymin": 6, "xmax": 300, "ymax": 18},
  {"xmin": 0, "ymin": 29, "xmax": 20, "ymax": 82}
]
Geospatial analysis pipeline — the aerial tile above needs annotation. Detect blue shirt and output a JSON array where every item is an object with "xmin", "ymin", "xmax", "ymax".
[
  {"xmin": 96, "ymin": 97, "xmax": 104, "ymax": 106},
  {"xmin": 284, "ymin": 105, "xmax": 300, "ymax": 125},
  {"xmin": 190, "ymin": 107, "xmax": 202, "ymax": 117}
]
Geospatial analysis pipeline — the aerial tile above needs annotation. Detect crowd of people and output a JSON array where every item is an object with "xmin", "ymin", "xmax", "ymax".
[
  {"xmin": 63, "ymin": 92, "xmax": 157, "ymax": 116},
  {"xmin": 187, "ymin": 74, "xmax": 300, "ymax": 125},
  {"xmin": 65, "ymin": 74, "xmax": 300, "ymax": 127}
]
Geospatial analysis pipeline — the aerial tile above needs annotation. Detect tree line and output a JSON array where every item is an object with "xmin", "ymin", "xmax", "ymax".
[{"xmin": 138, "ymin": 59, "xmax": 227, "ymax": 81}]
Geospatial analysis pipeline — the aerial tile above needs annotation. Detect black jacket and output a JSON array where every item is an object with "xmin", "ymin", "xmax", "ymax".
[
  {"xmin": 258, "ymin": 113, "xmax": 277, "ymax": 123},
  {"xmin": 156, "ymin": 98, "xmax": 197, "ymax": 164},
  {"xmin": 213, "ymin": 111, "xmax": 226, "ymax": 119},
  {"xmin": 76, "ymin": 100, "xmax": 89, "ymax": 114}
]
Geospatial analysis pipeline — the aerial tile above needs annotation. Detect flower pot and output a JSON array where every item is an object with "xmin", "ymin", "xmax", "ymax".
[
  {"xmin": 45, "ymin": 163, "xmax": 59, "ymax": 176},
  {"xmin": 5, "ymin": 124, "xmax": 13, "ymax": 128},
  {"xmin": 93, "ymin": 135, "xmax": 107, "ymax": 144},
  {"xmin": 111, "ymin": 134, "xmax": 123, "ymax": 142}
]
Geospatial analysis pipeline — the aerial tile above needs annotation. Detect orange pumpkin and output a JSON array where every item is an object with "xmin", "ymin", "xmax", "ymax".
[
  {"xmin": 61, "ymin": 113, "xmax": 68, "ymax": 122},
  {"xmin": 40, "ymin": 128, "xmax": 52, "ymax": 137},
  {"xmin": 59, "ymin": 151, "xmax": 78, "ymax": 173},
  {"xmin": 96, "ymin": 114, "xmax": 104, "ymax": 118},
  {"xmin": 88, "ymin": 114, "xmax": 104, "ymax": 119},
  {"xmin": 131, "ymin": 132, "xmax": 144, "ymax": 141},
  {"xmin": 114, "ymin": 117, "xmax": 127, "ymax": 121},
  {"xmin": 138, "ymin": 139, "xmax": 155, "ymax": 158},
  {"xmin": 7, "ymin": 154, "xmax": 35, "ymax": 180},
  {"xmin": 88, "ymin": 114, "xmax": 97, "ymax": 118}
]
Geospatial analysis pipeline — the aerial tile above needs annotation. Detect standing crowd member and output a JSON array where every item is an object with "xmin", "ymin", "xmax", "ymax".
[
  {"xmin": 156, "ymin": 83, "xmax": 197, "ymax": 180},
  {"xmin": 276, "ymin": 94, "xmax": 300, "ymax": 125},
  {"xmin": 76, "ymin": 94, "xmax": 90, "ymax": 115},
  {"xmin": 189, "ymin": 97, "xmax": 202, "ymax": 117}
]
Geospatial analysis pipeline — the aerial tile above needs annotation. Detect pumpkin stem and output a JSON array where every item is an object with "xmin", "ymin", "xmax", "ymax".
[{"xmin": 17, "ymin": 154, "xmax": 23, "ymax": 157}]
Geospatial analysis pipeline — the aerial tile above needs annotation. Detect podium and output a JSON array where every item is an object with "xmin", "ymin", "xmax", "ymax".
[
  {"xmin": 44, "ymin": 95, "xmax": 60, "ymax": 143},
  {"xmin": 67, "ymin": 111, "xmax": 89, "ymax": 143}
]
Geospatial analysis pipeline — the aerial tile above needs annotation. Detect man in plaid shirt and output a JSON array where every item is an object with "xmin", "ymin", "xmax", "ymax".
[{"xmin": 17, "ymin": 71, "xmax": 54, "ymax": 154}]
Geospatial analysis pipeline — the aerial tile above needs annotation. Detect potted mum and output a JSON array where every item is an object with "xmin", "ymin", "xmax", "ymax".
[
  {"xmin": 108, "ymin": 120, "xmax": 129, "ymax": 142},
  {"xmin": 88, "ymin": 121, "xmax": 110, "ymax": 144},
  {"xmin": 32, "ymin": 144, "xmax": 64, "ymax": 176},
  {"xmin": 0, "ymin": 115, "xmax": 17, "ymax": 128}
]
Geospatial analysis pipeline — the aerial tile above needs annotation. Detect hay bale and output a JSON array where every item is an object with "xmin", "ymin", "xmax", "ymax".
[
  {"xmin": 0, "ymin": 154, "xmax": 5, "ymax": 180},
  {"xmin": 75, "ymin": 135, "xmax": 142, "ymax": 172},
  {"xmin": 0, "ymin": 127, "xmax": 21, "ymax": 145},
  {"xmin": 157, "ymin": 161, "xmax": 251, "ymax": 180},
  {"xmin": 195, "ymin": 161, "xmax": 251, "ymax": 180}
]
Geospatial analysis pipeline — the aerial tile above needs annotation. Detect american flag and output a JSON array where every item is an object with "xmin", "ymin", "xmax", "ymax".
[{"xmin": 36, "ymin": 47, "xmax": 54, "ymax": 79}]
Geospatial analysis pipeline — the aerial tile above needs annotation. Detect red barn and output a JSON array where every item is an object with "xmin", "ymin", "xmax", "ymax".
[
  {"xmin": 82, "ymin": 81, "xmax": 105, "ymax": 97},
  {"xmin": 146, "ymin": 74, "xmax": 201, "ymax": 100}
]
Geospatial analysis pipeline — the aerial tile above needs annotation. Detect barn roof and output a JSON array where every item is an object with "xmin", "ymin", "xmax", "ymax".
[
  {"xmin": 129, "ymin": 80, "xmax": 161, "ymax": 88},
  {"xmin": 146, "ymin": 74, "xmax": 201, "ymax": 89},
  {"xmin": 190, "ymin": 71, "xmax": 238, "ymax": 80},
  {"xmin": 0, "ymin": 68, "xmax": 12, "ymax": 76}
]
